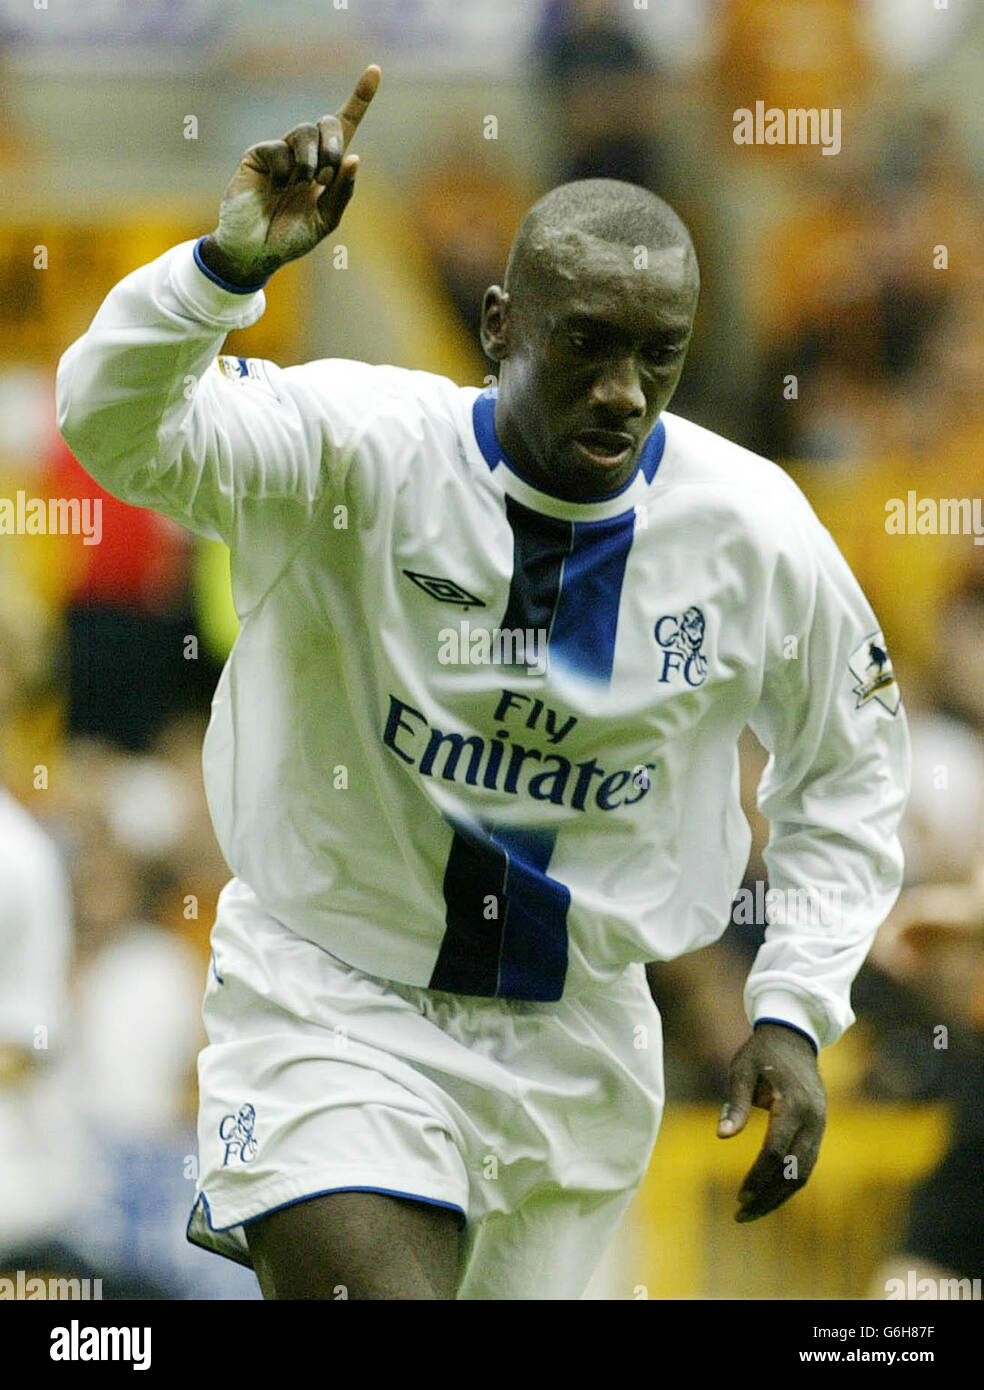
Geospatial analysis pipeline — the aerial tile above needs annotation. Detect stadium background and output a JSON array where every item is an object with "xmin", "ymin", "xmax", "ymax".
[{"xmin": 0, "ymin": 0, "xmax": 982, "ymax": 1299}]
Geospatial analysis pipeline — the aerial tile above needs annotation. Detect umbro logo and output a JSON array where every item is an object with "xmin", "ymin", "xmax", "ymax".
[{"xmin": 402, "ymin": 570, "xmax": 486, "ymax": 608}]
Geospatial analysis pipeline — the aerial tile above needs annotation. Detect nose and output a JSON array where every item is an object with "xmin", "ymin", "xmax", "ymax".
[{"xmin": 589, "ymin": 356, "xmax": 646, "ymax": 419}]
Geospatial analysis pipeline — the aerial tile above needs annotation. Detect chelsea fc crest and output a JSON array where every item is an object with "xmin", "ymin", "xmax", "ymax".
[{"xmin": 655, "ymin": 606, "xmax": 708, "ymax": 687}]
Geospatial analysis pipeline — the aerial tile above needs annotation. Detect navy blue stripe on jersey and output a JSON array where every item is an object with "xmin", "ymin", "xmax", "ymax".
[
  {"xmin": 430, "ymin": 817, "xmax": 569, "ymax": 1000},
  {"xmin": 501, "ymin": 496, "xmax": 572, "ymax": 639},
  {"xmin": 550, "ymin": 511, "xmax": 636, "ymax": 684},
  {"xmin": 430, "ymin": 819, "xmax": 506, "ymax": 996},
  {"xmin": 502, "ymin": 497, "xmax": 635, "ymax": 685},
  {"xmin": 491, "ymin": 824, "xmax": 569, "ymax": 1000}
]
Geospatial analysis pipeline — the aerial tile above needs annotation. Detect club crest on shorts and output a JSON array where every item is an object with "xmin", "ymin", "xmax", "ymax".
[
  {"xmin": 848, "ymin": 630, "xmax": 900, "ymax": 714},
  {"xmin": 655, "ymin": 605, "xmax": 708, "ymax": 687},
  {"xmin": 219, "ymin": 1102, "xmax": 258, "ymax": 1166}
]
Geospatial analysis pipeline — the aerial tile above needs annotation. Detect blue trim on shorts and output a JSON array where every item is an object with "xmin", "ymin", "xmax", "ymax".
[{"xmin": 190, "ymin": 1184, "xmax": 467, "ymax": 1239}]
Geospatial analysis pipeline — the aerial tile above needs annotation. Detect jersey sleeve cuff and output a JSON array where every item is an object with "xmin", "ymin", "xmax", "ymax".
[
  {"xmin": 168, "ymin": 240, "xmax": 268, "ymax": 331},
  {"xmin": 749, "ymin": 991, "xmax": 821, "ymax": 1053}
]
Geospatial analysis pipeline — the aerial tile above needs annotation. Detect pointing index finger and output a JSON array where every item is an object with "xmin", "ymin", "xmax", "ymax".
[{"xmin": 331, "ymin": 63, "xmax": 381, "ymax": 150}]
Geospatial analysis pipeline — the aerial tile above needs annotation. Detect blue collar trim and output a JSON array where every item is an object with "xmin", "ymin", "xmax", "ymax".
[{"xmin": 471, "ymin": 389, "xmax": 665, "ymax": 502}]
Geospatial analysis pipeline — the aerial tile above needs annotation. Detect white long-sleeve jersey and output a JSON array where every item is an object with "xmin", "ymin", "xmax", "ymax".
[{"xmin": 56, "ymin": 240, "xmax": 910, "ymax": 1048}]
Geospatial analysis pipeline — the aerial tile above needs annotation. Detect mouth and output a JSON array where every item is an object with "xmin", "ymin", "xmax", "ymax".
[{"xmin": 569, "ymin": 429, "xmax": 637, "ymax": 470}]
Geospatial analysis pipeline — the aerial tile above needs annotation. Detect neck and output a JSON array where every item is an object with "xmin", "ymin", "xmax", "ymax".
[{"xmin": 494, "ymin": 408, "xmax": 552, "ymax": 493}]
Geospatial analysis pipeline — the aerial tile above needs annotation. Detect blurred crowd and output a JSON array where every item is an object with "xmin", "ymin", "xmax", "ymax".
[{"xmin": 1, "ymin": 0, "xmax": 982, "ymax": 1298}]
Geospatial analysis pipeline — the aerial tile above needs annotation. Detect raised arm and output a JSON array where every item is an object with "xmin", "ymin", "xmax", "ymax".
[{"xmin": 55, "ymin": 66, "xmax": 381, "ymax": 557}]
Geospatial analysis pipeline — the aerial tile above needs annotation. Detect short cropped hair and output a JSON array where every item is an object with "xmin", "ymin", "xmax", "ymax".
[{"xmin": 504, "ymin": 178, "xmax": 696, "ymax": 300}]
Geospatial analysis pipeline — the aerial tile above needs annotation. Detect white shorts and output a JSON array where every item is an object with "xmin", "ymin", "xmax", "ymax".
[{"xmin": 187, "ymin": 878, "xmax": 665, "ymax": 1300}]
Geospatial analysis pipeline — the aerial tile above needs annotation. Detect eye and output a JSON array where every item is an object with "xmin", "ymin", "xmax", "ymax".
[
  {"xmin": 566, "ymin": 331, "xmax": 592, "ymax": 353},
  {"xmin": 643, "ymin": 343, "xmax": 679, "ymax": 367}
]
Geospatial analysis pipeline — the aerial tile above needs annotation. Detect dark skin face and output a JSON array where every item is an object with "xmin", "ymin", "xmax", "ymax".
[{"xmin": 480, "ymin": 228, "xmax": 700, "ymax": 502}]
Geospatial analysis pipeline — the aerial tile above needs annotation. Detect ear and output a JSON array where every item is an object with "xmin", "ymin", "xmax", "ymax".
[{"xmin": 480, "ymin": 286, "xmax": 510, "ymax": 362}]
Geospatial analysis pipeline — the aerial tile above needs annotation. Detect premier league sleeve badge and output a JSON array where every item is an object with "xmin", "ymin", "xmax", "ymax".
[{"xmin": 848, "ymin": 630, "xmax": 901, "ymax": 714}]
